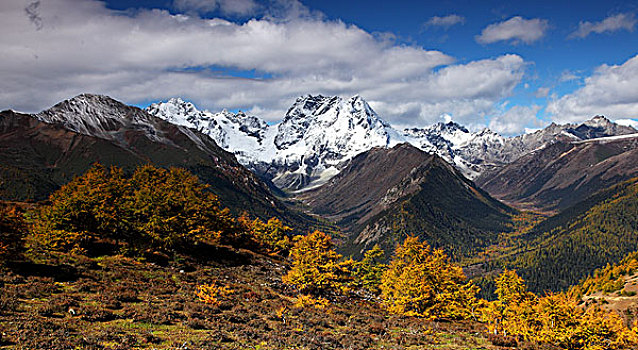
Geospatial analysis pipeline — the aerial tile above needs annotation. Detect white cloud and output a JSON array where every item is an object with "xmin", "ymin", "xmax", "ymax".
[
  {"xmin": 547, "ymin": 54, "xmax": 638, "ymax": 123},
  {"xmin": 0, "ymin": 0, "xmax": 527, "ymax": 130},
  {"xmin": 476, "ymin": 16, "xmax": 549, "ymax": 45},
  {"xmin": 425, "ymin": 14, "xmax": 465, "ymax": 29},
  {"xmin": 559, "ymin": 71, "xmax": 579, "ymax": 82},
  {"xmin": 535, "ymin": 87, "xmax": 550, "ymax": 98},
  {"xmin": 569, "ymin": 13, "xmax": 636, "ymax": 39},
  {"xmin": 489, "ymin": 105, "xmax": 542, "ymax": 135}
]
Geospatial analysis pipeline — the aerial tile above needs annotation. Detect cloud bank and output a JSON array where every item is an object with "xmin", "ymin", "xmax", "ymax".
[
  {"xmin": 547, "ymin": 54, "xmax": 638, "ymax": 122},
  {"xmin": 0, "ymin": 0, "xmax": 529, "ymax": 129}
]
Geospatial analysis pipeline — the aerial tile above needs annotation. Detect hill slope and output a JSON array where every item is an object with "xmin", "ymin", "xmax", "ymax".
[
  {"xmin": 299, "ymin": 143, "xmax": 515, "ymax": 259},
  {"xmin": 476, "ymin": 134, "xmax": 638, "ymax": 212},
  {"xmin": 504, "ymin": 177, "xmax": 638, "ymax": 292}
]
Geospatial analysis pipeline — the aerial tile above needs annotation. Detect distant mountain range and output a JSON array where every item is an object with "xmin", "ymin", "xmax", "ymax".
[
  {"xmin": 147, "ymin": 95, "xmax": 637, "ymax": 192},
  {"xmin": 476, "ymin": 132, "xmax": 638, "ymax": 212}
]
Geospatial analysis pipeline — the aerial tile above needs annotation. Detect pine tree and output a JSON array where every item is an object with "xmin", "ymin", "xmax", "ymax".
[{"xmin": 353, "ymin": 244, "xmax": 386, "ymax": 294}]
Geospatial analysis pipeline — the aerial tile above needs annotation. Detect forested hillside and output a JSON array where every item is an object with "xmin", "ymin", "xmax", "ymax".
[{"xmin": 501, "ymin": 177, "xmax": 638, "ymax": 292}]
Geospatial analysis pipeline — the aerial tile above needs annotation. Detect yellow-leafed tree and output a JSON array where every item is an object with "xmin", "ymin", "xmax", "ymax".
[
  {"xmin": 31, "ymin": 164, "xmax": 235, "ymax": 254},
  {"xmin": 482, "ymin": 269, "xmax": 534, "ymax": 337},
  {"xmin": 283, "ymin": 230, "xmax": 350, "ymax": 295},
  {"xmin": 380, "ymin": 236, "xmax": 480, "ymax": 319},
  {"xmin": 248, "ymin": 217, "xmax": 292, "ymax": 254}
]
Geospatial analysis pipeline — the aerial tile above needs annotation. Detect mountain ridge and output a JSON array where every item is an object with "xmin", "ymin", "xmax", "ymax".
[
  {"xmin": 0, "ymin": 95, "xmax": 318, "ymax": 231},
  {"xmin": 146, "ymin": 95, "xmax": 637, "ymax": 192},
  {"xmin": 298, "ymin": 143, "xmax": 515, "ymax": 260},
  {"xmin": 476, "ymin": 132, "xmax": 638, "ymax": 212}
]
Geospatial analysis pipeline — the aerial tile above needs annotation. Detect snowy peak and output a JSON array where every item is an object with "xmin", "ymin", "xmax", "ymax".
[
  {"xmin": 146, "ymin": 98, "xmax": 270, "ymax": 164},
  {"xmin": 572, "ymin": 115, "xmax": 637, "ymax": 139},
  {"xmin": 36, "ymin": 94, "xmax": 160, "ymax": 142},
  {"xmin": 275, "ymin": 95, "xmax": 394, "ymax": 151},
  {"xmin": 146, "ymin": 97, "xmax": 204, "ymax": 128},
  {"xmin": 583, "ymin": 115, "xmax": 613, "ymax": 128},
  {"xmin": 404, "ymin": 121, "xmax": 476, "ymax": 148},
  {"xmin": 267, "ymin": 94, "xmax": 404, "ymax": 189}
]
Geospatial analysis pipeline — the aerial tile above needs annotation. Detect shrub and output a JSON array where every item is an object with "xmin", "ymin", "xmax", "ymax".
[
  {"xmin": 293, "ymin": 294, "xmax": 329, "ymax": 310},
  {"xmin": 196, "ymin": 283, "xmax": 234, "ymax": 306}
]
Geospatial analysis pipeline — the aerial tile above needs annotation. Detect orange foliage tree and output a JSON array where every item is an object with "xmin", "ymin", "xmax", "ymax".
[{"xmin": 31, "ymin": 164, "xmax": 235, "ymax": 254}]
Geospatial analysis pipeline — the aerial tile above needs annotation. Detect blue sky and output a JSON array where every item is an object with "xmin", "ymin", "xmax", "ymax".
[{"xmin": 2, "ymin": 0, "xmax": 638, "ymax": 134}]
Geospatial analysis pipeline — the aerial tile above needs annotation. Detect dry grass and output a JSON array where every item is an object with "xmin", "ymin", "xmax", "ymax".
[{"xmin": 0, "ymin": 247, "xmax": 501, "ymax": 349}]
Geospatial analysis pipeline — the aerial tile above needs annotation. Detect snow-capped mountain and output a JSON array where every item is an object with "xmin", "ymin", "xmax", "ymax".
[
  {"xmin": 266, "ymin": 95, "xmax": 405, "ymax": 189},
  {"xmin": 146, "ymin": 98, "xmax": 269, "ymax": 164},
  {"xmin": 402, "ymin": 122, "xmax": 507, "ymax": 177},
  {"xmin": 146, "ymin": 95, "xmax": 638, "ymax": 191},
  {"xmin": 148, "ymin": 95, "xmax": 406, "ymax": 190},
  {"xmin": 36, "ymin": 94, "xmax": 165, "ymax": 144}
]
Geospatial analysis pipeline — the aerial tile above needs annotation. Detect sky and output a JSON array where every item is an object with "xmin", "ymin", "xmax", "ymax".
[{"xmin": 2, "ymin": 0, "xmax": 638, "ymax": 135}]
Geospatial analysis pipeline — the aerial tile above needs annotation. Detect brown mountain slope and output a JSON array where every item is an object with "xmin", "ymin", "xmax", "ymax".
[
  {"xmin": 475, "ymin": 135, "xmax": 638, "ymax": 213},
  {"xmin": 299, "ymin": 143, "xmax": 515, "ymax": 259}
]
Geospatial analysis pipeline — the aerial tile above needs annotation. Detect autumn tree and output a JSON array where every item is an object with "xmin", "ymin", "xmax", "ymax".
[
  {"xmin": 283, "ymin": 230, "xmax": 350, "ymax": 295},
  {"xmin": 352, "ymin": 244, "xmax": 386, "ymax": 294},
  {"xmin": 30, "ymin": 164, "xmax": 235, "ymax": 254},
  {"xmin": 0, "ymin": 205, "xmax": 26, "ymax": 262},
  {"xmin": 482, "ymin": 269, "xmax": 535, "ymax": 337},
  {"xmin": 31, "ymin": 165, "xmax": 131, "ymax": 253},
  {"xmin": 239, "ymin": 216, "xmax": 292, "ymax": 254},
  {"xmin": 128, "ymin": 165, "xmax": 234, "ymax": 249},
  {"xmin": 482, "ymin": 269, "xmax": 638, "ymax": 349},
  {"xmin": 380, "ymin": 236, "xmax": 480, "ymax": 319}
]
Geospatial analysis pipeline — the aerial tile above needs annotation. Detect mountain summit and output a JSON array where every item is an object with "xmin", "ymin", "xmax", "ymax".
[{"xmin": 147, "ymin": 95, "xmax": 406, "ymax": 190}]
